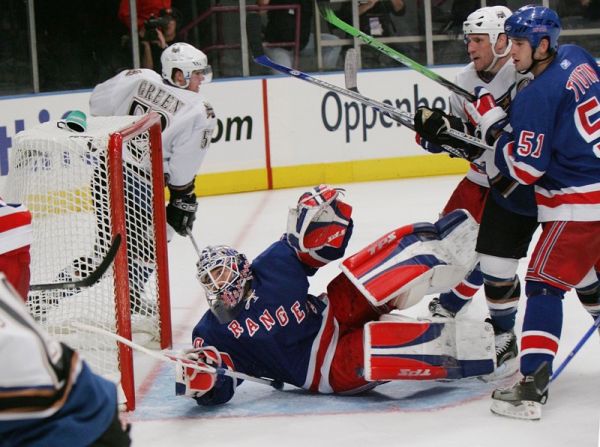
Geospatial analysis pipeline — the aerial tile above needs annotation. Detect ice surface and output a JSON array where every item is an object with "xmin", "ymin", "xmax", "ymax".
[{"xmin": 128, "ymin": 176, "xmax": 600, "ymax": 447}]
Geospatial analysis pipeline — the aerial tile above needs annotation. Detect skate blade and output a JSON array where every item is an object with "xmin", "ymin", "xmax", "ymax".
[{"xmin": 490, "ymin": 399, "xmax": 542, "ymax": 420}]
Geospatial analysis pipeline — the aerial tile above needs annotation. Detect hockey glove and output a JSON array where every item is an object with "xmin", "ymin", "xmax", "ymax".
[
  {"xmin": 415, "ymin": 133, "xmax": 444, "ymax": 154},
  {"xmin": 166, "ymin": 182, "xmax": 198, "ymax": 236},
  {"xmin": 286, "ymin": 184, "xmax": 353, "ymax": 268},
  {"xmin": 464, "ymin": 87, "xmax": 507, "ymax": 145},
  {"xmin": 414, "ymin": 107, "xmax": 484, "ymax": 161},
  {"xmin": 175, "ymin": 347, "xmax": 221, "ymax": 399},
  {"xmin": 414, "ymin": 107, "xmax": 469, "ymax": 146}
]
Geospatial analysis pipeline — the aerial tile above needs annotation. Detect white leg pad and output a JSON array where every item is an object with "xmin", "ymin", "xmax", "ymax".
[
  {"xmin": 341, "ymin": 210, "xmax": 479, "ymax": 311},
  {"xmin": 364, "ymin": 314, "xmax": 495, "ymax": 381}
]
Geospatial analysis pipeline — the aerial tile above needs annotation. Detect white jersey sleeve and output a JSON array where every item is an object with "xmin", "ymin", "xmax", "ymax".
[
  {"xmin": 90, "ymin": 69, "xmax": 217, "ymax": 188},
  {"xmin": 161, "ymin": 91, "xmax": 216, "ymax": 187}
]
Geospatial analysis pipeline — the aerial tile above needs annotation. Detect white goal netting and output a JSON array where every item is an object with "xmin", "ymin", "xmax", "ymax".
[{"xmin": 3, "ymin": 114, "xmax": 171, "ymax": 410}]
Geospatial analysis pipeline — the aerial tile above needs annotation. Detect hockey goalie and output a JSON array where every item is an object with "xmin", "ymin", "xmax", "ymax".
[{"xmin": 174, "ymin": 184, "xmax": 502, "ymax": 406}]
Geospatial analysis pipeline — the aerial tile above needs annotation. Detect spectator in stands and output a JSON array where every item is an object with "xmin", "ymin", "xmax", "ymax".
[
  {"xmin": 557, "ymin": 0, "xmax": 600, "ymax": 21},
  {"xmin": 118, "ymin": 0, "xmax": 172, "ymax": 29},
  {"xmin": 118, "ymin": 0, "xmax": 181, "ymax": 74},
  {"xmin": 338, "ymin": 0, "xmax": 406, "ymax": 68},
  {"xmin": 339, "ymin": 0, "xmax": 405, "ymax": 38},
  {"xmin": 257, "ymin": 0, "xmax": 342, "ymax": 71}
]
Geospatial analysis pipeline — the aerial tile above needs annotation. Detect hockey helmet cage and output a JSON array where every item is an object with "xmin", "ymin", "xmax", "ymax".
[
  {"xmin": 197, "ymin": 245, "xmax": 252, "ymax": 324},
  {"xmin": 161, "ymin": 42, "xmax": 213, "ymax": 88}
]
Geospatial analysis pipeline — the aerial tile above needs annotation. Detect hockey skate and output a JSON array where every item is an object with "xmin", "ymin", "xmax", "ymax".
[
  {"xmin": 490, "ymin": 363, "xmax": 550, "ymax": 420},
  {"xmin": 485, "ymin": 318, "xmax": 519, "ymax": 378},
  {"xmin": 28, "ymin": 256, "xmax": 97, "ymax": 320}
]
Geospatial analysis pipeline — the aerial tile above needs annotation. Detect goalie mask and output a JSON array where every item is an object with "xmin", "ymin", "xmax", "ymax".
[
  {"xmin": 161, "ymin": 43, "xmax": 213, "ymax": 89},
  {"xmin": 463, "ymin": 6, "xmax": 512, "ymax": 72},
  {"xmin": 197, "ymin": 245, "xmax": 252, "ymax": 324}
]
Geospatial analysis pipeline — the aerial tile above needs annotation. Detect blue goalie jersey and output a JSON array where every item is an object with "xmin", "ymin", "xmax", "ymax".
[{"xmin": 191, "ymin": 239, "xmax": 339, "ymax": 405}]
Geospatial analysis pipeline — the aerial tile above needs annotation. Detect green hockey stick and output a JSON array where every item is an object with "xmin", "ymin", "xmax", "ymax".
[{"xmin": 317, "ymin": 0, "xmax": 477, "ymax": 102}]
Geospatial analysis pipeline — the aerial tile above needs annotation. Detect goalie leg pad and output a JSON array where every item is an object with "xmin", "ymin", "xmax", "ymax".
[
  {"xmin": 364, "ymin": 315, "xmax": 495, "ymax": 381},
  {"xmin": 342, "ymin": 209, "xmax": 478, "ymax": 310}
]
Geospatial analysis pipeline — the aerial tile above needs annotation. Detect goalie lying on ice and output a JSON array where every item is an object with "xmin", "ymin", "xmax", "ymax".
[{"xmin": 177, "ymin": 185, "xmax": 497, "ymax": 406}]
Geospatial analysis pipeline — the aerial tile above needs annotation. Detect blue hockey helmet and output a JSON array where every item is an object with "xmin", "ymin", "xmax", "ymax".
[
  {"xmin": 504, "ymin": 5, "xmax": 561, "ymax": 51},
  {"xmin": 196, "ymin": 245, "xmax": 253, "ymax": 324}
]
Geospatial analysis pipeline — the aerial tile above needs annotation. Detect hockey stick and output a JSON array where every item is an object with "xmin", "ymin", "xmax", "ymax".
[
  {"xmin": 254, "ymin": 52, "xmax": 490, "ymax": 158},
  {"xmin": 344, "ymin": 48, "xmax": 359, "ymax": 93},
  {"xmin": 72, "ymin": 321, "xmax": 285, "ymax": 389},
  {"xmin": 550, "ymin": 313, "xmax": 600, "ymax": 383},
  {"xmin": 340, "ymin": 48, "xmax": 483, "ymax": 166},
  {"xmin": 518, "ymin": 314, "xmax": 600, "ymax": 399},
  {"xmin": 316, "ymin": 0, "xmax": 477, "ymax": 102},
  {"xmin": 29, "ymin": 234, "xmax": 122, "ymax": 291},
  {"xmin": 246, "ymin": 19, "xmax": 491, "ymax": 157},
  {"xmin": 186, "ymin": 228, "xmax": 202, "ymax": 258}
]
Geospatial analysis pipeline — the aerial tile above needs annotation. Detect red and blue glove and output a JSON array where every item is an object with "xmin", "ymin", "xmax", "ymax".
[
  {"xmin": 176, "ymin": 347, "xmax": 223, "ymax": 399},
  {"xmin": 415, "ymin": 133, "xmax": 444, "ymax": 154},
  {"xmin": 464, "ymin": 87, "xmax": 507, "ymax": 145}
]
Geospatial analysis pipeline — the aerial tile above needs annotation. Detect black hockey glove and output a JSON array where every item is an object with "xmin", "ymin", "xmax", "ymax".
[
  {"xmin": 414, "ymin": 107, "xmax": 483, "ymax": 161},
  {"xmin": 166, "ymin": 183, "xmax": 198, "ymax": 236}
]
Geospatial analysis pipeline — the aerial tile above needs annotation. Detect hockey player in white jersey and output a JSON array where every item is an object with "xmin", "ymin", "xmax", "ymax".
[
  {"xmin": 90, "ymin": 42, "xmax": 216, "ymax": 239},
  {"xmin": 413, "ymin": 6, "xmax": 536, "ymax": 370},
  {"xmin": 0, "ymin": 274, "xmax": 131, "ymax": 445},
  {"xmin": 82, "ymin": 43, "xmax": 216, "ymax": 310}
]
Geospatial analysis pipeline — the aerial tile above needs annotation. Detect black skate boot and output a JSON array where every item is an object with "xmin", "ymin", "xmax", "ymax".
[
  {"xmin": 428, "ymin": 296, "xmax": 456, "ymax": 319},
  {"xmin": 490, "ymin": 362, "xmax": 550, "ymax": 420},
  {"xmin": 486, "ymin": 318, "xmax": 518, "ymax": 367},
  {"xmin": 28, "ymin": 256, "xmax": 96, "ymax": 320}
]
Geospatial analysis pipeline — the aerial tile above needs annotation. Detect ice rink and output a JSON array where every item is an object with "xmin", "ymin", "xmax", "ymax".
[{"xmin": 127, "ymin": 175, "xmax": 600, "ymax": 447}]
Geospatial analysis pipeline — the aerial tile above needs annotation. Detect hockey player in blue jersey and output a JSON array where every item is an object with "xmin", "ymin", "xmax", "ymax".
[
  {"xmin": 0, "ymin": 274, "xmax": 131, "ymax": 446},
  {"xmin": 465, "ymin": 5, "xmax": 600, "ymax": 420},
  {"xmin": 175, "ymin": 185, "xmax": 503, "ymax": 406},
  {"xmin": 413, "ymin": 5, "xmax": 536, "ymax": 371}
]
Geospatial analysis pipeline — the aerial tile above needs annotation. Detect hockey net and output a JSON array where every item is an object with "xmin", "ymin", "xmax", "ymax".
[{"xmin": 4, "ymin": 113, "xmax": 171, "ymax": 411}]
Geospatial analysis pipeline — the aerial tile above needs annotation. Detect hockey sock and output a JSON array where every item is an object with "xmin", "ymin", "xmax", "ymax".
[
  {"xmin": 576, "ymin": 280, "xmax": 600, "ymax": 320},
  {"xmin": 439, "ymin": 266, "xmax": 482, "ymax": 314},
  {"xmin": 520, "ymin": 282, "xmax": 564, "ymax": 376},
  {"xmin": 484, "ymin": 274, "xmax": 520, "ymax": 332}
]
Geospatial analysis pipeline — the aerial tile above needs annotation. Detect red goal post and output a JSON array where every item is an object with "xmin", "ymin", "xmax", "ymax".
[{"xmin": 5, "ymin": 112, "xmax": 171, "ymax": 411}]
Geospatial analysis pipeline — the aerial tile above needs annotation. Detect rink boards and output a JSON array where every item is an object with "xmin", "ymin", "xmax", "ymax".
[{"xmin": 0, "ymin": 66, "xmax": 468, "ymax": 197}]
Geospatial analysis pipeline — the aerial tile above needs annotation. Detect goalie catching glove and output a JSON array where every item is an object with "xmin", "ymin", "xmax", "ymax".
[
  {"xmin": 175, "ymin": 346, "xmax": 236, "ymax": 405},
  {"xmin": 286, "ymin": 184, "xmax": 353, "ymax": 268},
  {"xmin": 167, "ymin": 181, "xmax": 198, "ymax": 236},
  {"xmin": 413, "ymin": 107, "xmax": 482, "ymax": 161}
]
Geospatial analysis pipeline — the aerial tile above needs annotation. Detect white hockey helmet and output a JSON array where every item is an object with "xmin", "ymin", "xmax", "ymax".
[
  {"xmin": 463, "ymin": 6, "xmax": 512, "ymax": 70},
  {"xmin": 161, "ymin": 42, "xmax": 213, "ymax": 88}
]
